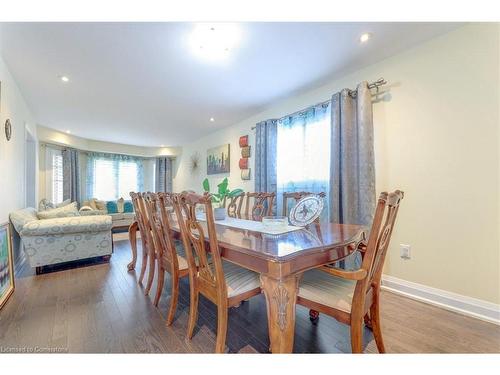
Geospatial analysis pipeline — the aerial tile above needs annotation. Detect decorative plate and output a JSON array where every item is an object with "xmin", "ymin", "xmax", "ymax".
[
  {"xmin": 5, "ymin": 119, "xmax": 12, "ymax": 141},
  {"xmin": 289, "ymin": 194, "xmax": 324, "ymax": 227}
]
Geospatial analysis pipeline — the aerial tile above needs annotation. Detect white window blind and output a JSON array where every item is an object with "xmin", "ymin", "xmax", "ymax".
[
  {"xmin": 88, "ymin": 154, "xmax": 142, "ymax": 200},
  {"xmin": 45, "ymin": 147, "xmax": 64, "ymax": 204}
]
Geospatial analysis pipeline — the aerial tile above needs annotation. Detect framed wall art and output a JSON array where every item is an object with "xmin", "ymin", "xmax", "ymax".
[
  {"xmin": 207, "ymin": 144, "xmax": 230, "ymax": 175},
  {"xmin": 0, "ymin": 223, "xmax": 15, "ymax": 310}
]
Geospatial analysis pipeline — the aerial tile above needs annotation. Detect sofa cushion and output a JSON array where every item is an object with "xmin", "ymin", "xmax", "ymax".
[
  {"xmin": 38, "ymin": 198, "xmax": 55, "ymax": 212},
  {"xmin": 106, "ymin": 201, "xmax": 118, "ymax": 214},
  {"xmin": 95, "ymin": 200, "xmax": 107, "ymax": 211},
  {"xmin": 117, "ymin": 198, "xmax": 125, "ymax": 213},
  {"xmin": 79, "ymin": 209, "xmax": 107, "ymax": 216},
  {"xmin": 37, "ymin": 202, "xmax": 79, "ymax": 220},
  {"xmin": 124, "ymin": 200, "xmax": 134, "ymax": 213},
  {"xmin": 10, "ymin": 208, "xmax": 38, "ymax": 234},
  {"xmin": 21, "ymin": 215, "xmax": 113, "ymax": 236}
]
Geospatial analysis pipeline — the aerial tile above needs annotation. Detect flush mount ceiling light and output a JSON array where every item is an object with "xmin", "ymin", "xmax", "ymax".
[
  {"xmin": 189, "ymin": 23, "xmax": 240, "ymax": 62},
  {"xmin": 359, "ymin": 33, "xmax": 372, "ymax": 43},
  {"xmin": 60, "ymin": 75, "xmax": 69, "ymax": 82},
  {"xmin": 65, "ymin": 130, "xmax": 71, "ymax": 134},
  {"xmin": 209, "ymin": 117, "xmax": 215, "ymax": 122}
]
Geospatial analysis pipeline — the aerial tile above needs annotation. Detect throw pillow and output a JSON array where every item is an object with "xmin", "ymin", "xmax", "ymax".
[
  {"xmin": 117, "ymin": 197, "xmax": 125, "ymax": 213},
  {"xmin": 95, "ymin": 199, "xmax": 107, "ymax": 211},
  {"xmin": 79, "ymin": 205, "xmax": 93, "ymax": 212},
  {"xmin": 106, "ymin": 201, "xmax": 118, "ymax": 214},
  {"xmin": 38, "ymin": 198, "xmax": 55, "ymax": 212},
  {"xmin": 56, "ymin": 199, "xmax": 72, "ymax": 208},
  {"xmin": 37, "ymin": 202, "xmax": 79, "ymax": 220},
  {"xmin": 123, "ymin": 200, "xmax": 134, "ymax": 213}
]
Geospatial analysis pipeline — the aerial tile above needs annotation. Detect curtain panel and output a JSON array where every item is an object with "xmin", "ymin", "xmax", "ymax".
[
  {"xmin": 155, "ymin": 157, "xmax": 173, "ymax": 193},
  {"xmin": 86, "ymin": 152, "xmax": 144, "ymax": 200},
  {"xmin": 329, "ymin": 81, "xmax": 376, "ymax": 226},
  {"xmin": 62, "ymin": 148, "xmax": 81, "ymax": 202},
  {"xmin": 255, "ymin": 119, "xmax": 278, "ymax": 214}
]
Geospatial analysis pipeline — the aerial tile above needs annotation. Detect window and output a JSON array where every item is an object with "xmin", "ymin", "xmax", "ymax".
[
  {"xmin": 45, "ymin": 147, "xmax": 64, "ymax": 204},
  {"xmin": 87, "ymin": 153, "xmax": 143, "ymax": 200},
  {"xmin": 276, "ymin": 104, "xmax": 331, "ymax": 221}
]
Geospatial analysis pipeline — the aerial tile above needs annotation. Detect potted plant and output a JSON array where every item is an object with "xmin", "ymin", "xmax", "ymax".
[{"xmin": 202, "ymin": 177, "xmax": 243, "ymax": 220}]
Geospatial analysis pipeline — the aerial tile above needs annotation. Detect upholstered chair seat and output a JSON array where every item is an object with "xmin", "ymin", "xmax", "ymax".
[
  {"xmin": 222, "ymin": 261, "xmax": 261, "ymax": 297},
  {"xmin": 299, "ymin": 269, "xmax": 356, "ymax": 313}
]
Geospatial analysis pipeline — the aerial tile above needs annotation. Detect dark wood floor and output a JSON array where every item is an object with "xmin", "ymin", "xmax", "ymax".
[{"xmin": 1, "ymin": 236, "xmax": 499, "ymax": 353}]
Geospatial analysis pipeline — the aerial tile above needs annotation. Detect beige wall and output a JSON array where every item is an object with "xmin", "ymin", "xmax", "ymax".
[
  {"xmin": 174, "ymin": 23, "xmax": 500, "ymax": 304},
  {"xmin": 0, "ymin": 54, "xmax": 37, "ymax": 223}
]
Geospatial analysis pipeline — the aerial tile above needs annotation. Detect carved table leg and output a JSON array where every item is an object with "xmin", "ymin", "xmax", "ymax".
[
  {"xmin": 260, "ymin": 274, "xmax": 300, "ymax": 353},
  {"xmin": 127, "ymin": 221, "xmax": 138, "ymax": 271}
]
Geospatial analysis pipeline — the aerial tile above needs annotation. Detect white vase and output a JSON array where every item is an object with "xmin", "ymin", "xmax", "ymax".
[{"xmin": 213, "ymin": 207, "xmax": 226, "ymax": 221}]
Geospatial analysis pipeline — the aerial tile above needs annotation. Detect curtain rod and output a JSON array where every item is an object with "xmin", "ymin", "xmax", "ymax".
[{"xmin": 251, "ymin": 78, "xmax": 387, "ymax": 130}]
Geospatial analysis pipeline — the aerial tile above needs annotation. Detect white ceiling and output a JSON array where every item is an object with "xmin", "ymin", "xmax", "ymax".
[{"xmin": 0, "ymin": 22, "xmax": 462, "ymax": 147}]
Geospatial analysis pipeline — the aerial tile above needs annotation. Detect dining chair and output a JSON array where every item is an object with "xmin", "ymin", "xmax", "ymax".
[
  {"xmin": 244, "ymin": 192, "xmax": 275, "ymax": 221},
  {"xmin": 173, "ymin": 192, "xmax": 262, "ymax": 353},
  {"xmin": 296, "ymin": 190, "xmax": 404, "ymax": 353},
  {"xmin": 137, "ymin": 192, "xmax": 158, "ymax": 296},
  {"xmin": 130, "ymin": 192, "xmax": 153, "ymax": 288},
  {"xmin": 143, "ymin": 192, "xmax": 190, "ymax": 325},
  {"xmin": 226, "ymin": 192, "xmax": 245, "ymax": 218}
]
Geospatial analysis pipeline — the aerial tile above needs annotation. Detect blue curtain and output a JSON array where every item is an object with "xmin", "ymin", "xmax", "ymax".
[
  {"xmin": 62, "ymin": 148, "xmax": 80, "ymax": 202},
  {"xmin": 86, "ymin": 152, "xmax": 144, "ymax": 200},
  {"xmin": 330, "ymin": 82, "xmax": 375, "ymax": 226},
  {"xmin": 255, "ymin": 119, "xmax": 278, "ymax": 213},
  {"xmin": 330, "ymin": 82, "xmax": 376, "ymax": 270},
  {"xmin": 155, "ymin": 157, "xmax": 173, "ymax": 192},
  {"xmin": 276, "ymin": 103, "xmax": 331, "ymax": 221}
]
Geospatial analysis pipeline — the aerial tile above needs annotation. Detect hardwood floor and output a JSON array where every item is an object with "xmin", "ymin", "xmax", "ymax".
[{"xmin": 1, "ymin": 236, "xmax": 499, "ymax": 353}]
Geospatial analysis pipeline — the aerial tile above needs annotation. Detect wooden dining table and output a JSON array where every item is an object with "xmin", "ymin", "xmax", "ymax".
[{"xmin": 128, "ymin": 217, "xmax": 366, "ymax": 353}]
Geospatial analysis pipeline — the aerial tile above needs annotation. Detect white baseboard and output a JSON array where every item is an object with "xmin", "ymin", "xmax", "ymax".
[{"xmin": 381, "ymin": 275, "xmax": 500, "ymax": 325}]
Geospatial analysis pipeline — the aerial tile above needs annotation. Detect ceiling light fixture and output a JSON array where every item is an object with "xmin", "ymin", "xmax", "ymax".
[
  {"xmin": 65, "ymin": 130, "xmax": 71, "ymax": 134},
  {"xmin": 60, "ymin": 76, "xmax": 69, "ymax": 82},
  {"xmin": 209, "ymin": 117, "xmax": 215, "ymax": 122},
  {"xmin": 359, "ymin": 33, "xmax": 372, "ymax": 43},
  {"xmin": 190, "ymin": 23, "xmax": 240, "ymax": 61}
]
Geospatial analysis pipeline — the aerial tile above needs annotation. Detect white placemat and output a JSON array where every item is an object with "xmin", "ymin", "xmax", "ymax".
[{"xmin": 196, "ymin": 215, "xmax": 302, "ymax": 235}]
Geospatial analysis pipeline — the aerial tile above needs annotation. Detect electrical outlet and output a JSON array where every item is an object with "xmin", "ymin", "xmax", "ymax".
[{"xmin": 400, "ymin": 244, "xmax": 411, "ymax": 259}]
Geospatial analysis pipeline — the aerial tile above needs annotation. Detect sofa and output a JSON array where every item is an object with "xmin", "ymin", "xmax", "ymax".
[
  {"xmin": 80, "ymin": 197, "xmax": 135, "ymax": 231},
  {"xmin": 10, "ymin": 207, "xmax": 113, "ymax": 274}
]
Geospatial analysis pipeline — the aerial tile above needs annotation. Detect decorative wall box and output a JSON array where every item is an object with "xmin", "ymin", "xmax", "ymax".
[
  {"xmin": 241, "ymin": 169, "xmax": 251, "ymax": 180},
  {"xmin": 239, "ymin": 135, "xmax": 249, "ymax": 147},
  {"xmin": 241, "ymin": 146, "xmax": 251, "ymax": 158},
  {"xmin": 239, "ymin": 158, "xmax": 248, "ymax": 169}
]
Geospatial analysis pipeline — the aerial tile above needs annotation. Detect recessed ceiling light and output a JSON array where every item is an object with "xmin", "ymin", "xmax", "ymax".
[
  {"xmin": 160, "ymin": 144, "xmax": 165, "ymax": 147},
  {"xmin": 65, "ymin": 130, "xmax": 71, "ymax": 134},
  {"xmin": 359, "ymin": 33, "xmax": 372, "ymax": 43},
  {"xmin": 190, "ymin": 23, "xmax": 240, "ymax": 61},
  {"xmin": 60, "ymin": 76, "xmax": 69, "ymax": 82},
  {"xmin": 209, "ymin": 117, "xmax": 215, "ymax": 122}
]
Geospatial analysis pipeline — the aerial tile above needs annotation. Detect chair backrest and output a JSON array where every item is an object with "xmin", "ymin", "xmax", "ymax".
[
  {"xmin": 173, "ymin": 192, "xmax": 227, "ymax": 298},
  {"xmin": 226, "ymin": 192, "xmax": 245, "ymax": 218},
  {"xmin": 130, "ymin": 192, "xmax": 150, "ymax": 248},
  {"xmin": 282, "ymin": 191, "xmax": 326, "ymax": 218},
  {"xmin": 138, "ymin": 192, "xmax": 157, "ymax": 257},
  {"xmin": 244, "ymin": 192, "xmax": 275, "ymax": 221},
  {"xmin": 358, "ymin": 190, "xmax": 404, "ymax": 294},
  {"xmin": 145, "ymin": 192, "xmax": 181, "ymax": 272}
]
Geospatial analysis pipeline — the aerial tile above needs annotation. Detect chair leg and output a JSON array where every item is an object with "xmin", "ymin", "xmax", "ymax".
[
  {"xmin": 187, "ymin": 288, "xmax": 199, "ymax": 339},
  {"xmin": 166, "ymin": 275, "xmax": 179, "ymax": 326},
  {"xmin": 144, "ymin": 249, "xmax": 155, "ymax": 296},
  {"xmin": 370, "ymin": 299, "xmax": 386, "ymax": 353},
  {"xmin": 138, "ymin": 243, "xmax": 148, "ymax": 285},
  {"xmin": 215, "ymin": 304, "xmax": 228, "ymax": 353},
  {"xmin": 350, "ymin": 319, "xmax": 363, "ymax": 353},
  {"xmin": 153, "ymin": 267, "xmax": 165, "ymax": 307}
]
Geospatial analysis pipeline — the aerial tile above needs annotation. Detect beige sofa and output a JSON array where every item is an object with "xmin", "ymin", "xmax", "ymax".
[
  {"xmin": 10, "ymin": 207, "xmax": 113, "ymax": 274},
  {"xmin": 80, "ymin": 198, "xmax": 135, "ymax": 230}
]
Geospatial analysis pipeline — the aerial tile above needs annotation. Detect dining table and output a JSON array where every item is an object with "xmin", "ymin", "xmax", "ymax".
[{"xmin": 127, "ymin": 216, "xmax": 366, "ymax": 353}]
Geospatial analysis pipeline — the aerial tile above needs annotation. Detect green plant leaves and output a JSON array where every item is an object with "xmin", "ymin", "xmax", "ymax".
[
  {"xmin": 217, "ymin": 177, "xmax": 229, "ymax": 195},
  {"xmin": 202, "ymin": 178, "xmax": 210, "ymax": 192},
  {"xmin": 228, "ymin": 188, "xmax": 244, "ymax": 197}
]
